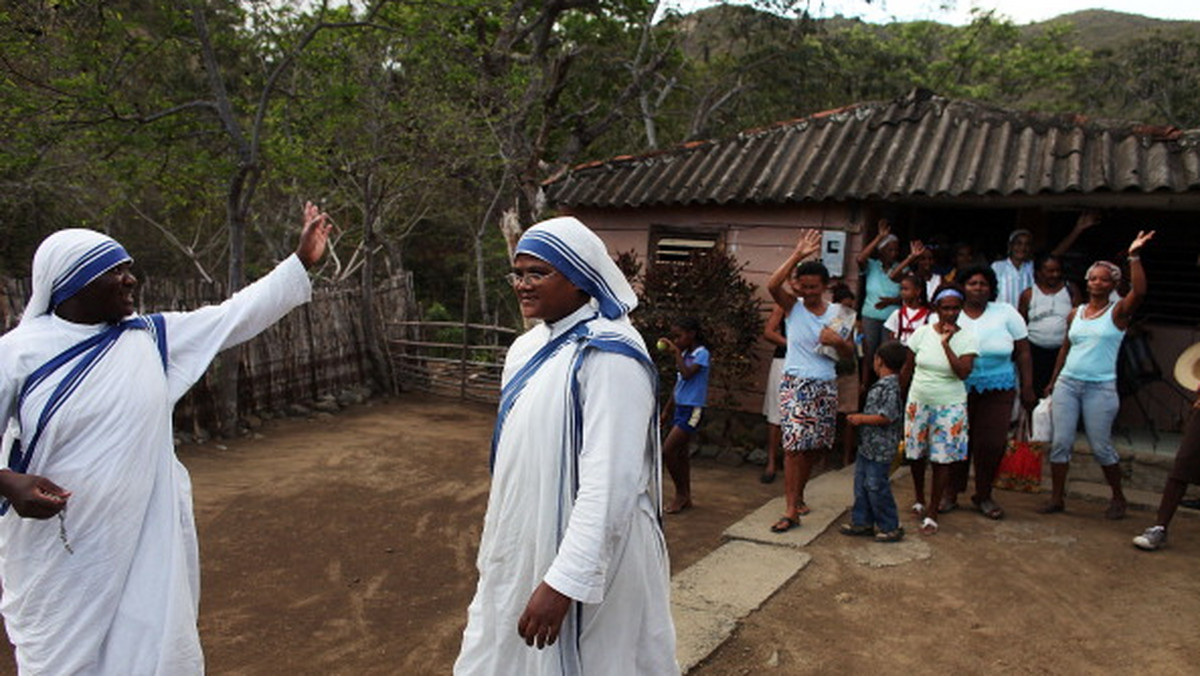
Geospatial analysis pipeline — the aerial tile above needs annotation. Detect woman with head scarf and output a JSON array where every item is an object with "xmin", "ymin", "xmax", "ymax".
[
  {"xmin": 0, "ymin": 203, "xmax": 331, "ymax": 674},
  {"xmin": 455, "ymin": 217, "xmax": 677, "ymax": 675}
]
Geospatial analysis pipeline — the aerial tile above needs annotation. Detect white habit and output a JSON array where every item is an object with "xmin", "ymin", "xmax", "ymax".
[
  {"xmin": 455, "ymin": 217, "xmax": 678, "ymax": 676},
  {"xmin": 0, "ymin": 248, "xmax": 312, "ymax": 675}
]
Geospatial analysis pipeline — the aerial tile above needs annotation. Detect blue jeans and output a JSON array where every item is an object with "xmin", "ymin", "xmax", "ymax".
[
  {"xmin": 851, "ymin": 455, "xmax": 899, "ymax": 532},
  {"xmin": 1049, "ymin": 376, "xmax": 1120, "ymax": 466}
]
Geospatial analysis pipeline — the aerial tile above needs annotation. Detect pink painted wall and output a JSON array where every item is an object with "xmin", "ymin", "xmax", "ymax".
[{"xmin": 567, "ymin": 203, "xmax": 871, "ymax": 413}]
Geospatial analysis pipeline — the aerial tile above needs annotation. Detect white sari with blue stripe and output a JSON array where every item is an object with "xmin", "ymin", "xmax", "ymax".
[
  {"xmin": 456, "ymin": 303, "xmax": 678, "ymax": 676},
  {"xmin": 0, "ymin": 254, "xmax": 312, "ymax": 675}
]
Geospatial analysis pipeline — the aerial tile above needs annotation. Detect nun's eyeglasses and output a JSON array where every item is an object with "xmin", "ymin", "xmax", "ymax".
[{"xmin": 505, "ymin": 270, "xmax": 558, "ymax": 286}]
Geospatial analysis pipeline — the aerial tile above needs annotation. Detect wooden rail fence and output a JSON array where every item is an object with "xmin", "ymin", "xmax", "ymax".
[{"xmin": 386, "ymin": 320, "xmax": 517, "ymax": 404}]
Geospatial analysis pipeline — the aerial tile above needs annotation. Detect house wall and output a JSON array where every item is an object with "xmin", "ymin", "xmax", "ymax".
[{"xmin": 567, "ymin": 203, "xmax": 870, "ymax": 414}]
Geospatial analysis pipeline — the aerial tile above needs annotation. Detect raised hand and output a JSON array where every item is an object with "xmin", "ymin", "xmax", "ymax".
[
  {"xmin": 1075, "ymin": 210, "xmax": 1101, "ymax": 232},
  {"xmin": 794, "ymin": 228, "xmax": 823, "ymax": 260},
  {"xmin": 296, "ymin": 201, "xmax": 334, "ymax": 270},
  {"xmin": 1129, "ymin": 230, "xmax": 1155, "ymax": 255},
  {"xmin": 877, "ymin": 219, "xmax": 891, "ymax": 239}
]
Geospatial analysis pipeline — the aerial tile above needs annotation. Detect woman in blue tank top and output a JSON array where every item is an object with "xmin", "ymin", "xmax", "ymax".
[{"xmin": 1039, "ymin": 230, "xmax": 1155, "ymax": 519}]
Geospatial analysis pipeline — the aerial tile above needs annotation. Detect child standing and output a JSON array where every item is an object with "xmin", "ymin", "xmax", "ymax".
[
  {"xmin": 884, "ymin": 274, "xmax": 931, "ymax": 346},
  {"xmin": 902, "ymin": 285, "xmax": 978, "ymax": 535},
  {"xmin": 659, "ymin": 317, "xmax": 710, "ymax": 514},
  {"xmin": 840, "ymin": 340, "xmax": 908, "ymax": 542}
]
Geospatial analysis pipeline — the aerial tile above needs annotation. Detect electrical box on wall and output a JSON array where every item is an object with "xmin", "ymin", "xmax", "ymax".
[{"xmin": 821, "ymin": 230, "xmax": 847, "ymax": 277}]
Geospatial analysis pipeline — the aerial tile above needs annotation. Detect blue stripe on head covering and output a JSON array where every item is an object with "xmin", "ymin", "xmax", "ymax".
[
  {"xmin": 515, "ymin": 221, "xmax": 634, "ymax": 320},
  {"xmin": 49, "ymin": 240, "xmax": 132, "ymax": 308}
]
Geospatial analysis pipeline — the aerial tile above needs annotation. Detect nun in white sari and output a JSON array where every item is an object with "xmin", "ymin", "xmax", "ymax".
[
  {"xmin": 455, "ymin": 217, "xmax": 678, "ymax": 676},
  {"xmin": 0, "ymin": 204, "xmax": 330, "ymax": 675}
]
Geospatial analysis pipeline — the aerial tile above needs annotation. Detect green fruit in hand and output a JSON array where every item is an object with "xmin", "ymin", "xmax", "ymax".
[{"xmin": 656, "ymin": 339, "xmax": 669, "ymax": 351}]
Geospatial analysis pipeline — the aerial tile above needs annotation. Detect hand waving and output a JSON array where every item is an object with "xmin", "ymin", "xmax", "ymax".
[
  {"xmin": 296, "ymin": 201, "xmax": 333, "ymax": 269},
  {"xmin": 794, "ymin": 228, "xmax": 823, "ymax": 260},
  {"xmin": 1128, "ymin": 230, "xmax": 1155, "ymax": 255}
]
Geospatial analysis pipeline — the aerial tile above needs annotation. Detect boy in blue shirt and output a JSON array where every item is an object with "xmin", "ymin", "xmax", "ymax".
[{"xmin": 840, "ymin": 340, "xmax": 907, "ymax": 542}]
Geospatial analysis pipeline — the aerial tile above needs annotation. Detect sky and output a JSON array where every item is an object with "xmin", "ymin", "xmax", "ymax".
[{"xmin": 658, "ymin": 0, "xmax": 1200, "ymax": 25}]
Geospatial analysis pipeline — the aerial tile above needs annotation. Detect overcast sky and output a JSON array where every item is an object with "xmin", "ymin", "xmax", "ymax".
[{"xmin": 658, "ymin": 0, "xmax": 1200, "ymax": 25}]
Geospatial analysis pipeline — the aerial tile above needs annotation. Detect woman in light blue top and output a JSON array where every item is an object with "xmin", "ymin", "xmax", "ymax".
[
  {"xmin": 767, "ymin": 229, "xmax": 855, "ymax": 533},
  {"xmin": 856, "ymin": 219, "xmax": 902, "ymax": 394},
  {"xmin": 1040, "ymin": 229, "xmax": 1156, "ymax": 519}
]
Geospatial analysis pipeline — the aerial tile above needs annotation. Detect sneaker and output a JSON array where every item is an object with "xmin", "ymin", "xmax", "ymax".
[{"xmin": 1133, "ymin": 525, "xmax": 1167, "ymax": 551}]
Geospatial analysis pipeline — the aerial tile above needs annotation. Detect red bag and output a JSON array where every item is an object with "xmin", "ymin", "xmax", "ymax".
[{"xmin": 995, "ymin": 410, "xmax": 1044, "ymax": 492}]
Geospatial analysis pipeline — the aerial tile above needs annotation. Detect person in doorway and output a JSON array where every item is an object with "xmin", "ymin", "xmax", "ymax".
[
  {"xmin": 889, "ymin": 239, "xmax": 942, "ymax": 303},
  {"xmin": 856, "ymin": 219, "xmax": 902, "ymax": 392},
  {"xmin": 659, "ymin": 317, "xmax": 711, "ymax": 514},
  {"xmin": 991, "ymin": 229, "xmax": 1035, "ymax": 307},
  {"xmin": 455, "ymin": 216, "xmax": 677, "ymax": 676},
  {"xmin": 1040, "ymin": 230, "xmax": 1156, "ymax": 519},
  {"xmin": 0, "ymin": 202, "xmax": 332, "ymax": 675},
  {"xmin": 1019, "ymin": 253, "xmax": 1081, "ymax": 397},
  {"xmin": 766, "ymin": 229, "xmax": 855, "ymax": 533},
  {"xmin": 993, "ymin": 210, "xmax": 1101, "ymax": 307}
]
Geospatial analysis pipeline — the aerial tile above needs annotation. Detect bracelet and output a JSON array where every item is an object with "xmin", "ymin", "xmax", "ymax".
[{"xmin": 1128, "ymin": 255, "xmax": 1141, "ymax": 261}]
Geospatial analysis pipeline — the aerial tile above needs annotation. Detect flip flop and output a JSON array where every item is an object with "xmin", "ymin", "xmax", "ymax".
[
  {"xmin": 759, "ymin": 471, "xmax": 776, "ymax": 484},
  {"xmin": 796, "ymin": 503, "xmax": 812, "ymax": 516},
  {"xmin": 770, "ymin": 515, "xmax": 800, "ymax": 533},
  {"xmin": 919, "ymin": 517, "xmax": 939, "ymax": 535},
  {"xmin": 972, "ymin": 496, "xmax": 1004, "ymax": 520},
  {"xmin": 1036, "ymin": 502, "xmax": 1065, "ymax": 515},
  {"xmin": 911, "ymin": 502, "xmax": 927, "ymax": 518}
]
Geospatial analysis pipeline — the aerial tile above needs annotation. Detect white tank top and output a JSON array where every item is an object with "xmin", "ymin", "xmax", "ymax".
[{"xmin": 1026, "ymin": 285, "xmax": 1072, "ymax": 348}]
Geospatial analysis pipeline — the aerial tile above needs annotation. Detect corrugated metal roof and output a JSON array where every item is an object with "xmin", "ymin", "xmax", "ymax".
[{"xmin": 544, "ymin": 89, "xmax": 1200, "ymax": 208}]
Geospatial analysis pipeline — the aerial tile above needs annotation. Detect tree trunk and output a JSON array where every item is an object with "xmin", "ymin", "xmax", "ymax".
[{"xmin": 361, "ymin": 201, "xmax": 397, "ymax": 395}]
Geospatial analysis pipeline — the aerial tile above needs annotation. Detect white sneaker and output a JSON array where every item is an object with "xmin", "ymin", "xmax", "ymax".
[{"xmin": 1133, "ymin": 525, "xmax": 1167, "ymax": 551}]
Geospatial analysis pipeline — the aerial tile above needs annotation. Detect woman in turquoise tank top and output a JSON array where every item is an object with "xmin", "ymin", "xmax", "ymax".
[{"xmin": 1039, "ymin": 230, "xmax": 1155, "ymax": 519}]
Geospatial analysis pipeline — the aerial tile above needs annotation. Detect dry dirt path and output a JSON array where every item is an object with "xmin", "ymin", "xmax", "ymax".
[{"xmin": 1, "ymin": 393, "xmax": 1197, "ymax": 674}]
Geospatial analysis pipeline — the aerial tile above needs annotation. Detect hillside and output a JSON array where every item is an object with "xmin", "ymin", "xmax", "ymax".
[
  {"xmin": 1023, "ymin": 9, "xmax": 1198, "ymax": 52},
  {"xmin": 661, "ymin": 5, "xmax": 1199, "ymax": 131}
]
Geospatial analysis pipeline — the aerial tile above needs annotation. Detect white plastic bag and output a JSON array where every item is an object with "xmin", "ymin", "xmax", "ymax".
[{"xmin": 1031, "ymin": 396, "xmax": 1053, "ymax": 443}]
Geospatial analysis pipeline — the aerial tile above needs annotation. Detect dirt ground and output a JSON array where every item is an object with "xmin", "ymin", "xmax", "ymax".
[{"xmin": 1, "ymin": 393, "xmax": 1197, "ymax": 674}]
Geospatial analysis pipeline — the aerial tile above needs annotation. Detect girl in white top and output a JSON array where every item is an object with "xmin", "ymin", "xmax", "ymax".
[{"xmin": 884, "ymin": 274, "xmax": 931, "ymax": 346}]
